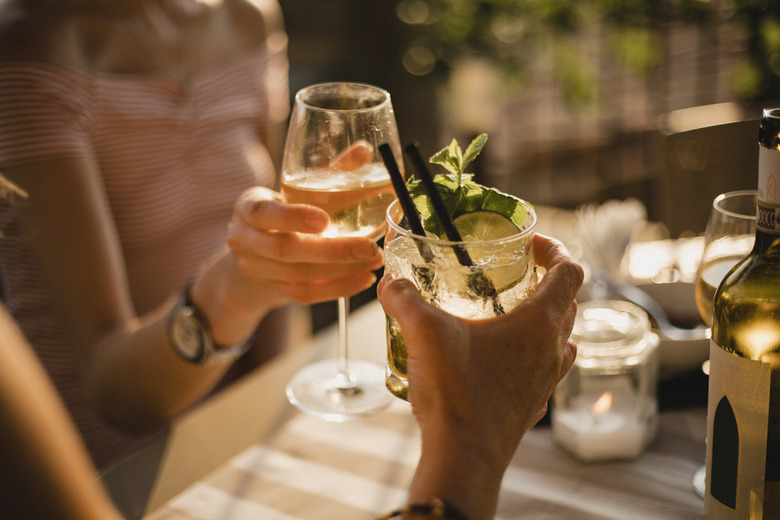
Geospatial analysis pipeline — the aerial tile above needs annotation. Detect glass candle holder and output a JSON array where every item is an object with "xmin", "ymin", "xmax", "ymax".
[{"xmin": 552, "ymin": 300, "xmax": 660, "ymax": 463}]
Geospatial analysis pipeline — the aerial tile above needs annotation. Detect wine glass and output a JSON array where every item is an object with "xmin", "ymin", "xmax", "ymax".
[
  {"xmin": 691, "ymin": 189, "xmax": 756, "ymax": 496},
  {"xmin": 281, "ymin": 82, "xmax": 400, "ymax": 421},
  {"xmin": 694, "ymin": 190, "xmax": 757, "ymax": 328}
]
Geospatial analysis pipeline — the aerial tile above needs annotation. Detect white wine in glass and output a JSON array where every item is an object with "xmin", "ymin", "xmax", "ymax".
[
  {"xmin": 281, "ymin": 82, "xmax": 400, "ymax": 421},
  {"xmin": 694, "ymin": 190, "xmax": 757, "ymax": 327},
  {"xmin": 282, "ymin": 164, "xmax": 394, "ymax": 239}
]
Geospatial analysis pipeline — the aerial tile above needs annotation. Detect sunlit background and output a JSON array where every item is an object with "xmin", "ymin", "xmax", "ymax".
[
  {"xmin": 280, "ymin": 0, "xmax": 777, "ymax": 211},
  {"xmin": 277, "ymin": 0, "xmax": 780, "ymax": 327}
]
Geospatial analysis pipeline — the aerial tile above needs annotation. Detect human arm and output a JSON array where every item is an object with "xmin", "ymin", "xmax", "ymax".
[
  {"xmin": 0, "ymin": 303, "xmax": 123, "ymax": 520},
  {"xmin": 376, "ymin": 234, "xmax": 584, "ymax": 520},
  {"xmin": 3, "ymin": 155, "xmax": 382, "ymax": 433}
]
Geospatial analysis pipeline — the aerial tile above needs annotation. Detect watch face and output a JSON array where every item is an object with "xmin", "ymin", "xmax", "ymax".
[{"xmin": 171, "ymin": 307, "xmax": 204, "ymax": 362}]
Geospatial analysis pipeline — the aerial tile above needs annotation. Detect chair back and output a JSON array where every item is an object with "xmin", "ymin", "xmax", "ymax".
[{"xmin": 658, "ymin": 103, "xmax": 759, "ymax": 237}]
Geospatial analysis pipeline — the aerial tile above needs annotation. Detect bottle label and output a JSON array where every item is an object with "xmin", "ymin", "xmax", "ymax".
[
  {"xmin": 757, "ymin": 147, "xmax": 780, "ymax": 233},
  {"xmin": 757, "ymin": 201, "xmax": 780, "ymax": 234},
  {"xmin": 706, "ymin": 342, "xmax": 779, "ymax": 519}
]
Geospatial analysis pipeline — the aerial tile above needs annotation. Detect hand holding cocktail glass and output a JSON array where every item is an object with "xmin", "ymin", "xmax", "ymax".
[
  {"xmin": 380, "ymin": 142, "xmax": 538, "ymax": 401},
  {"xmin": 377, "ymin": 233, "xmax": 582, "ymax": 440}
]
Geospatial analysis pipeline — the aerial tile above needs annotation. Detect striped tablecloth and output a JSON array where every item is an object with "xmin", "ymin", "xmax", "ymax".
[{"xmin": 144, "ymin": 395, "xmax": 706, "ymax": 520}]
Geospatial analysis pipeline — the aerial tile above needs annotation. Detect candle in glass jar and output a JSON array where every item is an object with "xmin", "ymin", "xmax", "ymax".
[{"xmin": 551, "ymin": 300, "xmax": 659, "ymax": 463}]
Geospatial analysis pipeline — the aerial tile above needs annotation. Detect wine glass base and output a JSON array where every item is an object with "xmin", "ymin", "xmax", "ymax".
[
  {"xmin": 285, "ymin": 359, "xmax": 392, "ymax": 422},
  {"xmin": 693, "ymin": 464, "xmax": 705, "ymax": 498}
]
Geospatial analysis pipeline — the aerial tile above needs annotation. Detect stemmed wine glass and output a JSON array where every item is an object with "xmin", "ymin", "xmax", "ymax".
[
  {"xmin": 692, "ymin": 190, "xmax": 757, "ymax": 496},
  {"xmin": 282, "ymin": 82, "xmax": 400, "ymax": 421}
]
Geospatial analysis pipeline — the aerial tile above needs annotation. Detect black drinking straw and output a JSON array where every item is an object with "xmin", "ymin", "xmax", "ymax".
[
  {"xmin": 404, "ymin": 143, "xmax": 473, "ymax": 267},
  {"xmin": 404, "ymin": 143, "xmax": 505, "ymax": 315},
  {"xmin": 378, "ymin": 144, "xmax": 433, "ymax": 261}
]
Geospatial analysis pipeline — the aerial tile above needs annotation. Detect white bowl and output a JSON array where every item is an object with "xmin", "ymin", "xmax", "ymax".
[{"xmin": 634, "ymin": 280, "xmax": 709, "ymax": 379}]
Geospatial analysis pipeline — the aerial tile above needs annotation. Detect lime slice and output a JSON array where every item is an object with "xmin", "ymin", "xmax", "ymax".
[
  {"xmin": 453, "ymin": 211, "xmax": 521, "ymax": 241},
  {"xmin": 453, "ymin": 211, "xmax": 530, "ymax": 292}
]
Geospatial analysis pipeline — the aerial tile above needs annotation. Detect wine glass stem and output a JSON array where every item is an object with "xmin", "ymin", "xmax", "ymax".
[{"xmin": 335, "ymin": 296, "xmax": 357, "ymax": 391}]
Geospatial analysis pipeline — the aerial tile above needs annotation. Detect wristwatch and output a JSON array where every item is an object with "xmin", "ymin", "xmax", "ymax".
[{"xmin": 168, "ymin": 285, "xmax": 252, "ymax": 364}]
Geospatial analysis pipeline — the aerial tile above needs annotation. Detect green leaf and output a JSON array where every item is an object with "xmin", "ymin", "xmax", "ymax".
[
  {"xmin": 429, "ymin": 139, "xmax": 463, "ymax": 177},
  {"xmin": 429, "ymin": 135, "xmax": 488, "ymax": 184},
  {"xmin": 462, "ymin": 134, "xmax": 488, "ymax": 169}
]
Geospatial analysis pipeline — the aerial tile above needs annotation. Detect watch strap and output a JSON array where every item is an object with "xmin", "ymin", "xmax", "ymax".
[{"xmin": 171, "ymin": 284, "xmax": 254, "ymax": 364}]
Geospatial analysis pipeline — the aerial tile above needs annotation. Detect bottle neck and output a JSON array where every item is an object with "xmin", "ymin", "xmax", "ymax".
[{"xmin": 753, "ymin": 227, "xmax": 779, "ymax": 254}]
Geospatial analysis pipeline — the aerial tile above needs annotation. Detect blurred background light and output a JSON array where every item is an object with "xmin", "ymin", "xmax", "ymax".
[
  {"xmin": 403, "ymin": 45, "xmax": 437, "ymax": 76},
  {"xmin": 396, "ymin": 0, "xmax": 431, "ymax": 25}
]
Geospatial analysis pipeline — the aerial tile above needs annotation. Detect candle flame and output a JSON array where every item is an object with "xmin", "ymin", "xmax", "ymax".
[{"xmin": 592, "ymin": 391, "xmax": 613, "ymax": 416}]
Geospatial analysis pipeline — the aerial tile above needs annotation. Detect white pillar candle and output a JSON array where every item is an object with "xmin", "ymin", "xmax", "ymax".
[{"xmin": 552, "ymin": 375, "xmax": 658, "ymax": 462}]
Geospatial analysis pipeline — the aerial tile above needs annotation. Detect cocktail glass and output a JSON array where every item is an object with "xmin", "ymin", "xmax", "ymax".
[{"xmin": 383, "ymin": 198, "xmax": 538, "ymax": 401}]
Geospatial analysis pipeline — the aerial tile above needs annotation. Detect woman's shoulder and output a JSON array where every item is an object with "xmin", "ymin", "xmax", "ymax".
[
  {"xmin": 227, "ymin": 0, "xmax": 283, "ymax": 27},
  {"xmin": 222, "ymin": 0, "xmax": 285, "ymax": 49}
]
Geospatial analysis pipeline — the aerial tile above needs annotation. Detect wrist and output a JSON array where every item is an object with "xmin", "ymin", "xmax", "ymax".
[
  {"xmin": 190, "ymin": 280, "xmax": 264, "ymax": 347},
  {"xmin": 168, "ymin": 283, "xmax": 254, "ymax": 365},
  {"xmin": 409, "ymin": 430, "xmax": 505, "ymax": 520},
  {"xmin": 417, "ymin": 406, "xmax": 518, "ymax": 477},
  {"xmin": 189, "ymin": 253, "xmax": 271, "ymax": 347}
]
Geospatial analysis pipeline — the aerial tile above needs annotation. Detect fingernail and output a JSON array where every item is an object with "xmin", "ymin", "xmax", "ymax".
[{"xmin": 352, "ymin": 241, "xmax": 378, "ymax": 259}]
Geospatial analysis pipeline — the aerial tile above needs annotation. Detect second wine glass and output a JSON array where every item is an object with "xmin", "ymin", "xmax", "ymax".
[
  {"xmin": 695, "ymin": 190, "xmax": 757, "ymax": 328},
  {"xmin": 282, "ymin": 82, "xmax": 400, "ymax": 421}
]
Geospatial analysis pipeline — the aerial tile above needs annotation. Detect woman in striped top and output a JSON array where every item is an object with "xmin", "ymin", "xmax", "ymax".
[{"xmin": 0, "ymin": 0, "xmax": 384, "ymax": 469}]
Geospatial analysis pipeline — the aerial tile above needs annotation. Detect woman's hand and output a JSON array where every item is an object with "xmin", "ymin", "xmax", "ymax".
[
  {"xmin": 376, "ymin": 234, "xmax": 583, "ymax": 520},
  {"xmin": 228, "ymin": 186, "xmax": 383, "ymax": 304}
]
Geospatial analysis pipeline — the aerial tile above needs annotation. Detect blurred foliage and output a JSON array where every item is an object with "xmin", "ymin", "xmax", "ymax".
[{"xmin": 395, "ymin": 0, "xmax": 780, "ymax": 104}]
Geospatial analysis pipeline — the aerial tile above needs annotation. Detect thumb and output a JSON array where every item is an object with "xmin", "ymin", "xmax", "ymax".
[
  {"xmin": 376, "ymin": 273, "xmax": 426, "ymax": 322},
  {"xmin": 377, "ymin": 273, "xmax": 453, "ymax": 365}
]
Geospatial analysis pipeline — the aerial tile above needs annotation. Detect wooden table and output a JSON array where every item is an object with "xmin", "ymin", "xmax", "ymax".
[{"xmin": 125, "ymin": 301, "xmax": 706, "ymax": 520}]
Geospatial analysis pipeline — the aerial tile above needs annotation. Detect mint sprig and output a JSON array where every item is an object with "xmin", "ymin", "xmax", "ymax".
[
  {"xmin": 407, "ymin": 134, "xmax": 529, "ymax": 237},
  {"xmin": 429, "ymin": 133, "xmax": 488, "ymax": 185}
]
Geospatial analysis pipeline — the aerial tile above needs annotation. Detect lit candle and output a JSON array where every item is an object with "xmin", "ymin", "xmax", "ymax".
[
  {"xmin": 552, "ymin": 376, "xmax": 658, "ymax": 462},
  {"xmin": 551, "ymin": 300, "xmax": 660, "ymax": 463}
]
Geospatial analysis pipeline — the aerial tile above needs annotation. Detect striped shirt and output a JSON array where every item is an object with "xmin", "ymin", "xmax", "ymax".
[{"xmin": 0, "ymin": 42, "xmax": 289, "ymax": 468}]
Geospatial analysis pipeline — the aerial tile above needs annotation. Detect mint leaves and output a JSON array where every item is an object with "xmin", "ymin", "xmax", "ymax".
[
  {"xmin": 429, "ymin": 134, "xmax": 488, "ymax": 185},
  {"xmin": 407, "ymin": 134, "xmax": 529, "ymax": 237}
]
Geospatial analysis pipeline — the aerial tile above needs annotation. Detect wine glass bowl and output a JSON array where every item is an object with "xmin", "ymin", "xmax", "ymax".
[
  {"xmin": 281, "ymin": 82, "xmax": 399, "ymax": 421},
  {"xmin": 694, "ymin": 190, "xmax": 757, "ymax": 327},
  {"xmin": 281, "ymin": 83, "xmax": 400, "ymax": 241}
]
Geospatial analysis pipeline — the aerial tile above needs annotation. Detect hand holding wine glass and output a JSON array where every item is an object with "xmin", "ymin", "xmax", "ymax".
[{"xmin": 282, "ymin": 82, "xmax": 401, "ymax": 420}]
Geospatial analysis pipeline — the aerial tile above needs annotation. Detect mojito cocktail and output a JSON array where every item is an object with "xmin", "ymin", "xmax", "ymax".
[{"xmin": 384, "ymin": 196, "xmax": 537, "ymax": 401}]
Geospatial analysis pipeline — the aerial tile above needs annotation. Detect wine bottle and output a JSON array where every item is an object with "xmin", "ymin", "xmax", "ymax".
[{"xmin": 705, "ymin": 109, "xmax": 780, "ymax": 518}]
